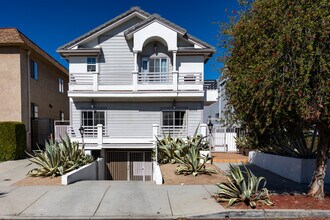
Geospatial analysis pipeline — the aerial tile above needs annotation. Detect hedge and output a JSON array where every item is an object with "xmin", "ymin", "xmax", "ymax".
[{"xmin": 0, "ymin": 122, "xmax": 26, "ymax": 161}]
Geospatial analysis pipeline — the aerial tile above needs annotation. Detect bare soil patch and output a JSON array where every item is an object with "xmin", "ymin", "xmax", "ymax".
[
  {"xmin": 215, "ymin": 194, "xmax": 330, "ymax": 210},
  {"xmin": 13, "ymin": 176, "xmax": 61, "ymax": 186},
  {"xmin": 160, "ymin": 163, "xmax": 227, "ymax": 185}
]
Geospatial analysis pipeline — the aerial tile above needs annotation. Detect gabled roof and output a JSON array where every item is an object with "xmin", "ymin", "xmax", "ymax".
[
  {"xmin": 124, "ymin": 14, "xmax": 215, "ymax": 51},
  {"xmin": 0, "ymin": 28, "xmax": 68, "ymax": 74},
  {"xmin": 58, "ymin": 7, "xmax": 215, "ymax": 53},
  {"xmin": 58, "ymin": 7, "xmax": 150, "ymax": 50},
  {"xmin": 124, "ymin": 14, "xmax": 187, "ymax": 36}
]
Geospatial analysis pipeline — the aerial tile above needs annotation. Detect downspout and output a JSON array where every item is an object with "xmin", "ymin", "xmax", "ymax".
[{"xmin": 26, "ymin": 50, "xmax": 31, "ymax": 151}]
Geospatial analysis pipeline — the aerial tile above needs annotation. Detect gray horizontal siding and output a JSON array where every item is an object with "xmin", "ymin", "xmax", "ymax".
[
  {"xmin": 70, "ymin": 101, "xmax": 203, "ymax": 138},
  {"xmin": 99, "ymin": 36, "xmax": 133, "ymax": 85}
]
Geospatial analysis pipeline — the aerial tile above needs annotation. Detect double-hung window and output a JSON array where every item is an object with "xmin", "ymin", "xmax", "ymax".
[
  {"xmin": 162, "ymin": 111, "xmax": 187, "ymax": 136},
  {"xmin": 87, "ymin": 57, "xmax": 96, "ymax": 72},
  {"xmin": 30, "ymin": 59, "xmax": 38, "ymax": 80},
  {"xmin": 81, "ymin": 110, "xmax": 106, "ymax": 136}
]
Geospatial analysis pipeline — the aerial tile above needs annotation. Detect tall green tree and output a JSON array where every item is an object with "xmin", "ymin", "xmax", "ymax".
[{"xmin": 219, "ymin": 0, "xmax": 330, "ymax": 198}]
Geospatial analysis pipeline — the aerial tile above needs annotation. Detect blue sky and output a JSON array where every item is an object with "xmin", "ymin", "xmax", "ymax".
[{"xmin": 1, "ymin": 0, "xmax": 239, "ymax": 79}]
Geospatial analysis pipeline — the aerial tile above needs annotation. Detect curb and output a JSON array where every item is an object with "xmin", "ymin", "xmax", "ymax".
[{"xmin": 190, "ymin": 209, "xmax": 330, "ymax": 219}]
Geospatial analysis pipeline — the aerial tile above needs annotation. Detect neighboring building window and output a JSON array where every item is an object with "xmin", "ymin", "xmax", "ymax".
[
  {"xmin": 142, "ymin": 58, "xmax": 167, "ymax": 73},
  {"xmin": 30, "ymin": 60, "xmax": 38, "ymax": 80},
  {"xmin": 60, "ymin": 111, "xmax": 65, "ymax": 121},
  {"xmin": 162, "ymin": 111, "xmax": 186, "ymax": 127},
  {"xmin": 31, "ymin": 103, "xmax": 39, "ymax": 118},
  {"xmin": 87, "ymin": 57, "xmax": 96, "ymax": 72},
  {"xmin": 81, "ymin": 110, "xmax": 105, "ymax": 126},
  {"xmin": 58, "ymin": 78, "xmax": 64, "ymax": 93}
]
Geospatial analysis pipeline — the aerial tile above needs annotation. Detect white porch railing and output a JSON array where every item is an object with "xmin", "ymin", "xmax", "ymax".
[
  {"xmin": 159, "ymin": 125, "xmax": 188, "ymax": 138},
  {"xmin": 178, "ymin": 72, "xmax": 203, "ymax": 84},
  {"xmin": 66, "ymin": 125, "xmax": 109, "ymax": 138},
  {"xmin": 137, "ymin": 72, "xmax": 172, "ymax": 84},
  {"xmin": 69, "ymin": 73, "xmax": 93, "ymax": 85}
]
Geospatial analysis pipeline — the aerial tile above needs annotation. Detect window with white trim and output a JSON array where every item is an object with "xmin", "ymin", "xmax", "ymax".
[
  {"xmin": 87, "ymin": 57, "xmax": 96, "ymax": 72},
  {"xmin": 58, "ymin": 78, "xmax": 64, "ymax": 93},
  {"xmin": 141, "ymin": 57, "xmax": 167, "ymax": 73},
  {"xmin": 81, "ymin": 110, "xmax": 105, "ymax": 126},
  {"xmin": 162, "ymin": 111, "xmax": 187, "ymax": 127}
]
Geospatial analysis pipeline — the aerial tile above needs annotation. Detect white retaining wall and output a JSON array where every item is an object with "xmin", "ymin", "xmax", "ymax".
[
  {"xmin": 152, "ymin": 162, "xmax": 163, "ymax": 185},
  {"xmin": 61, "ymin": 158, "xmax": 104, "ymax": 185},
  {"xmin": 249, "ymin": 151, "xmax": 330, "ymax": 184}
]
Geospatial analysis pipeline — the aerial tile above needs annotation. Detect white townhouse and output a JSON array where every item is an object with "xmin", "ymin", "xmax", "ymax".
[{"xmin": 57, "ymin": 7, "xmax": 216, "ymax": 181}]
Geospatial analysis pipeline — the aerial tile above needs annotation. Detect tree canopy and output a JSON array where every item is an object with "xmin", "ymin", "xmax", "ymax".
[{"xmin": 219, "ymin": 0, "xmax": 329, "ymax": 198}]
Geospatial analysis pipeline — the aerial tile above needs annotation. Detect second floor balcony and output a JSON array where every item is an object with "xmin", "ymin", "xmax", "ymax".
[{"xmin": 68, "ymin": 71, "xmax": 203, "ymax": 93}]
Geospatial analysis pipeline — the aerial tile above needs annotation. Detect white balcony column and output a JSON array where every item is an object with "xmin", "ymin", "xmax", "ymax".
[
  {"xmin": 92, "ymin": 72, "xmax": 98, "ymax": 91},
  {"xmin": 133, "ymin": 51, "xmax": 138, "ymax": 72},
  {"xmin": 97, "ymin": 124, "xmax": 103, "ymax": 148},
  {"xmin": 172, "ymin": 50, "xmax": 178, "ymax": 91},
  {"xmin": 172, "ymin": 50, "xmax": 177, "ymax": 71},
  {"xmin": 132, "ymin": 51, "xmax": 138, "ymax": 91},
  {"xmin": 152, "ymin": 124, "xmax": 159, "ymax": 163}
]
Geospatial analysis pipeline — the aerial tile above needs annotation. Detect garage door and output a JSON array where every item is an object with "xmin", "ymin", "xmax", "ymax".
[{"xmin": 106, "ymin": 151, "xmax": 152, "ymax": 181}]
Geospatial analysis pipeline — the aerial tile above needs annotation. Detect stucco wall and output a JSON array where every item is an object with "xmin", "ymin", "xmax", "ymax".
[
  {"xmin": 29, "ymin": 52, "xmax": 69, "ymax": 121},
  {"xmin": 0, "ymin": 47, "xmax": 22, "ymax": 122}
]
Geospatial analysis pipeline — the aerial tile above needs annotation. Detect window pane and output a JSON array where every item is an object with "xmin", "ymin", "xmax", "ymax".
[
  {"xmin": 87, "ymin": 65, "xmax": 96, "ymax": 72},
  {"xmin": 163, "ymin": 112, "xmax": 173, "ymax": 126},
  {"xmin": 142, "ymin": 60, "xmax": 148, "ymax": 72},
  {"xmin": 149, "ymin": 59, "xmax": 154, "ymax": 72},
  {"xmin": 155, "ymin": 59, "xmax": 160, "ymax": 72},
  {"xmin": 161, "ymin": 59, "xmax": 167, "ymax": 72},
  {"xmin": 34, "ymin": 62, "xmax": 38, "ymax": 80},
  {"xmin": 87, "ymin": 57, "xmax": 96, "ymax": 64},
  {"xmin": 175, "ymin": 111, "xmax": 186, "ymax": 126}
]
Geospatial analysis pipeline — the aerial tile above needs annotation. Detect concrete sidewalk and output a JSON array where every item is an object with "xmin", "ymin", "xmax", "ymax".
[
  {"xmin": 0, "ymin": 159, "xmax": 37, "ymax": 187},
  {"xmin": 0, "ymin": 181, "xmax": 223, "ymax": 219}
]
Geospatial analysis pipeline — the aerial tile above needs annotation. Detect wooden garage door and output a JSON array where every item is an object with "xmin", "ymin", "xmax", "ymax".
[{"xmin": 106, "ymin": 151, "xmax": 152, "ymax": 181}]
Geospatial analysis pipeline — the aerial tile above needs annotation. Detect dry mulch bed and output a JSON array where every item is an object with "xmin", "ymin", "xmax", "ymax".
[
  {"xmin": 13, "ymin": 176, "xmax": 61, "ymax": 186},
  {"xmin": 160, "ymin": 163, "xmax": 227, "ymax": 185},
  {"xmin": 215, "ymin": 194, "xmax": 330, "ymax": 210}
]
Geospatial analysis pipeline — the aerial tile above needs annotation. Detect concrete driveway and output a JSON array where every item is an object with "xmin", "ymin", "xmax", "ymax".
[{"xmin": 0, "ymin": 181, "xmax": 223, "ymax": 219}]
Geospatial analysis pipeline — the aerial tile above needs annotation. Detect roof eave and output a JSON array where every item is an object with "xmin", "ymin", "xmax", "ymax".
[{"xmin": 57, "ymin": 48, "xmax": 102, "ymax": 58}]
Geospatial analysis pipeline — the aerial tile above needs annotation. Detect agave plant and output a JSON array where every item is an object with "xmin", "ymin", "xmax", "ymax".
[
  {"xmin": 174, "ymin": 145, "xmax": 215, "ymax": 177},
  {"xmin": 27, "ymin": 135, "xmax": 94, "ymax": 177},
  {"xmin": 216, "ymin": 164, "xmax": 273, "ymax": 208},
  {"xmin": 155, "ymin": 132, "xmax": 186, "ymax": 164}
]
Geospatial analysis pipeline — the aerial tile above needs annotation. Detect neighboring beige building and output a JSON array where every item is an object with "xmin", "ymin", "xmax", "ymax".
[{"xmin": 0, "ymin": 28, "xmax": 69, "ymax": 151}]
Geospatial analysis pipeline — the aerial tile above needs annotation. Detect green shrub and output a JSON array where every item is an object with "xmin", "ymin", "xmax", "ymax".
[
  {"xmin": 0, "ymin": 122, "xmax": 26, "ymax": 161},
  {"xmin": 27, "ymin": 135, "xmax": 94, "ymax": 177}
]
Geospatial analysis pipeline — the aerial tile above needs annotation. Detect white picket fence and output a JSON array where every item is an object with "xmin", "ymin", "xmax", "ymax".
[{"xmin": 211, "ymin": 126, "xmax": 238, "ymax": 152}]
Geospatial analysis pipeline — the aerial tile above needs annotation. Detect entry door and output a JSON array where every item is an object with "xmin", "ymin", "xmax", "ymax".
[{"xmin": 106, "ymin": 151, "xmax": 152, "ymax": 181}]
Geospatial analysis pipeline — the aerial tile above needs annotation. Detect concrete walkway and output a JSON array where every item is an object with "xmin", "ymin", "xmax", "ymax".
[
  {"xmin": 0, "ymin": 159, "xmax": 37, "ymax": 187},
  {"xmin": 0, "ymin": 181, "xmax": 223, "ymax": 219}
]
